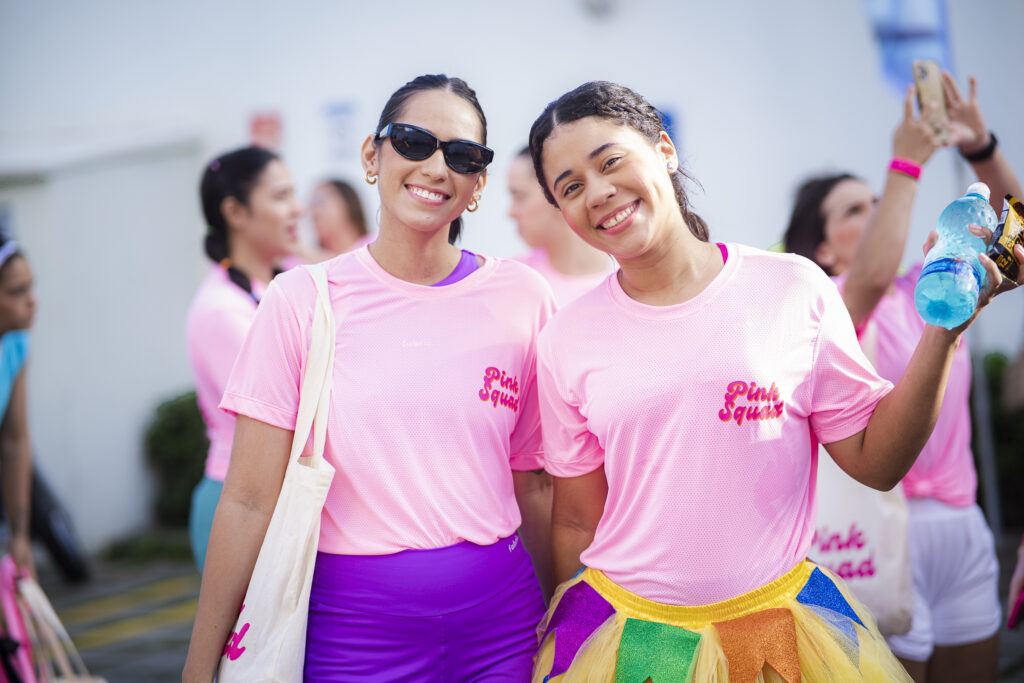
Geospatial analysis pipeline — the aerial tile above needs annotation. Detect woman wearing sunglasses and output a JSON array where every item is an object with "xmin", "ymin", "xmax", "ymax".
[
  {"xmin": 184, "ymin": 74, "xmax": 555, "ymax": 682},
  {"xmin": 525, "ymin": 81, "xmax": 1023, "ymax": 682}
]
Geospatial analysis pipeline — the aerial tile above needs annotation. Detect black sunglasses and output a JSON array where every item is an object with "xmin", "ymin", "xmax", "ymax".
[{"xmin": 376, "ymin": 123, "xmax": 493, "ymax": 175}]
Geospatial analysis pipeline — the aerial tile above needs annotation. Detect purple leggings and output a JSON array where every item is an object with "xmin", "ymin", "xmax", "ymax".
[{"xmin": 303, "ymin": 535, "xmax": 544, "ymax": 681}]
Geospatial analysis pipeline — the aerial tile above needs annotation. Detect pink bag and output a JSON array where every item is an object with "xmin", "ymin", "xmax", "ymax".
[
  {"xmin": 0, "ymin": 555, "xmax": 36, "ymax": 683},
  {"xmin": 0, "ymin": 556, "xmax": 104, "ymax": 683}
]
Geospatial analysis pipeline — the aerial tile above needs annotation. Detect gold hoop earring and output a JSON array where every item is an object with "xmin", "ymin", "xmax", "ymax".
[
  {"xmin": 365, "ymin": 170, "xmax": 378, "ymax": 185},
  {"xmin": 466, "ymin": 197, "xmax": 479, "ymax": 213}
]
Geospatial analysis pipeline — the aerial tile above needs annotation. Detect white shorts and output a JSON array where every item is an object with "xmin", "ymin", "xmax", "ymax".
[{"xmin": 885, "ymin": 498, "xmax": 1001, "ymax": 661}]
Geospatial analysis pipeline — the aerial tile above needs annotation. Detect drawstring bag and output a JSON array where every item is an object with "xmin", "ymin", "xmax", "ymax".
[{"xmin": 217, "ymin": 264, "xmax": 337, "ymax": 682}]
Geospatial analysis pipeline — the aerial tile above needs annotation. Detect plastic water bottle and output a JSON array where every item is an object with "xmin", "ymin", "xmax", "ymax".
[{"xmin": 914, "ymin": 182, "xmax": 997, "ymax": 328}]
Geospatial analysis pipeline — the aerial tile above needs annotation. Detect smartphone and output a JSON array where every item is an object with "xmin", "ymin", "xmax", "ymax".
[
  {"xmin": 1009, "ymin": 589, "xmax": 1024, "ymax": 629},
  {"xmin": 912, "ymin": 60, "xmax": 949, "ymax": 143}
]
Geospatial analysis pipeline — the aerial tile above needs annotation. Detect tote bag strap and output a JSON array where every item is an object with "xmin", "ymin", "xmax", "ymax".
[{"xmin": 289, "ymin": 264, "xmax": 336, "ymax": 467}]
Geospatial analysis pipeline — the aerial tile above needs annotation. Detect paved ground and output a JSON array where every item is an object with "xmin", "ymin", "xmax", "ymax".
[
  {"xmin": 25, "ymin": 531, "xmax": 1024, "ymax": 682},
  {"xmin": 39, "ymin": 558, "xmax": 197, "ymax": 682}
]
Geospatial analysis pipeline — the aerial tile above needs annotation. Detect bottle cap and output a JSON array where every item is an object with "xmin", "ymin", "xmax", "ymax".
[{"xmin": 967, "ymin": 182, "xmax": 991, "ymax": 201}]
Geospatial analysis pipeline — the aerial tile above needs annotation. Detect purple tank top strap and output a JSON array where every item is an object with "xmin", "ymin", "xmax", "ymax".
[
  {"xmin": 431, "ymin": 249, "xmax": 479, "ymax": 287},
  {"xmin": 717, "ymin": 242, "xmax": 729, "ymax": 264}
]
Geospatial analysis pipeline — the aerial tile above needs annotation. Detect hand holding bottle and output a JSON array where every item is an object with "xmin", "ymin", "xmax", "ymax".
[{"xmin": 916, "ymin": 210, "xmax": 1024, "ymax": 332}]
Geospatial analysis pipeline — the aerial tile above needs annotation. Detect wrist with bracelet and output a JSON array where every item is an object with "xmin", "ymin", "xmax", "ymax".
[
  {"xmin": 889, "ymin": 157, "xmax": 922, "ymax": 180},
  {"xmin": 961, "ymin": 131, "xmax": 998, "ymax": 163}
]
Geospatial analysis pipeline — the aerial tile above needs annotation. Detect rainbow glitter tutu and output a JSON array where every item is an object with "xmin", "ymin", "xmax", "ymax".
[{"xmin": 533, "ymin": 560, "xmax": 910, "ymax": 682}]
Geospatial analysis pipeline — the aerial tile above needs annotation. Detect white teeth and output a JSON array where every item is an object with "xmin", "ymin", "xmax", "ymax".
[
  {"xmin": 602, "ymin": 202, "xmax": 636, "ymax": 229},
  {"xmin": 410, "ymin": 186, "xmax": 446, "ymax": 201}
]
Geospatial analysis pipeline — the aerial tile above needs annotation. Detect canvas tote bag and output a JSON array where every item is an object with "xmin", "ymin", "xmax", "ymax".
[
  {"xmin": 810, "ymin": 321, "xmax": 914, "ymax": 636},
  {"xmin": 218, "ymin": 264, "xmax": 337, "ymax": 682}
]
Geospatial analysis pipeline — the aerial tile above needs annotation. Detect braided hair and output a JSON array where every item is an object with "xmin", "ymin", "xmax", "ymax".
[
  {"xmin": 199, "ymin": 146, "xmax": 281, "ymax": 301},
  {"xmin": 528, "ymin": 81, "xmax": 708, "ymax": 242}
]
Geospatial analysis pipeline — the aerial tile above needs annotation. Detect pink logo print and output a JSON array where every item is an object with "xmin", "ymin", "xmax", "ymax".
[
  {"xmin": 223, "ymin": 604, "xmax": 250, "ymax": 661},
  {"xmin": 717, "ymin": 380, "xmax": 785, "ymax": 426},
  {"xmin": 478, "ymin": 366, "xmax": 520, "ymax": 413}
]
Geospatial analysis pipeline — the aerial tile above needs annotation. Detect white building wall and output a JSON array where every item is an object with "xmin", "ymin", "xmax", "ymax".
[{"xmin": 0, "ymin": 0, "xmax": 1022, "ymax": 546}]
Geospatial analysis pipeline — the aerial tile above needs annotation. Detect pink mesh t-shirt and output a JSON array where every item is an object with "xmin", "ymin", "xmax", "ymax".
[
  {"xmin": 515, "ymin": 249, "xmax": 617, "ymax": 306},
  {"xmin": 221, "ymin": 247, "xmax": 557, "ymax": 555},
  {"xmin": 834, "ymin": 263, "xmax": 975, "ymax": 507},
  {"xmin": 186, "ymin": 265, "xmax": 267, "ymax": 482},
  {"xmin": 538, "ymin": 244, "xmax": 893, "ymax": 605}
]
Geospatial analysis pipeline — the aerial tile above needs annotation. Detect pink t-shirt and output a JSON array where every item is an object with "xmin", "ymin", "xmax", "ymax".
[
  {"xmin": 221, "ymin": 247, "xmax": 557, "ymax": 555},
  {"xmin": 538, "ymin": 244, "xmax": 893, "ymax": 605},
  {"xmin": 515, "ymin": 249, "xmax": 617, "ymax": 306},
  {"xmin": 185, "ymin": 266, "xmax": 267, "ymax": 482},
  {"xmin": 834, "ymin": 264, "xmax": 975, "ymax": 506}
]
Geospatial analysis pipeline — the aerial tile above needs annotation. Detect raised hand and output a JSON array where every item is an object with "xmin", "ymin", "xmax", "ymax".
[
  {"xmin": 894, "ymin": 84, "xmax": 943, "ymax": 166},
  {"xmin": 942, "ymin": 72, "xmax": 990, "ymax": 154}
]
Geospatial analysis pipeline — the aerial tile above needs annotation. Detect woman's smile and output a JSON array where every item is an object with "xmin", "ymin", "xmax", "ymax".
[
  {"xmin": 406, "ymin": 183, "xmax": 451, "ymax": 205},
  {"xmin": 597, "ymin": 199, "xmax": 640, "ymax": 233}
]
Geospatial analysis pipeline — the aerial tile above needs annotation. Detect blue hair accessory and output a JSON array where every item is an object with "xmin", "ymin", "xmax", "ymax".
[{"xmin": 0, "ymin": 241, "xmax": 20, "ymax": 269}]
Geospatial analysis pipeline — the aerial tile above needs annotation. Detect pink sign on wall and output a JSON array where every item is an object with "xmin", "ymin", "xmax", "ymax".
[{"xmin": 250, "ymin": 112, "xmax": 282, "ymax": 151}]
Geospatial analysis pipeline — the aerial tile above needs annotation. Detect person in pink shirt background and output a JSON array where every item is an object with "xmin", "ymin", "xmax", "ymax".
[
  {"xmin": 526, "ymin": 80, "xmax": 1022, "ymax": 682},
  {"xmin": 508, "ymin": 147, "xmax": 615, "ymax": 307},
  {"xmin": 185, "ymin": 146, "xmax": 303, "ymax": 572},
  {"xmin": 287, "ymin": 178, "xmax": 374, "ymax": 267},
  {"xmin": 184, "ymin": 74, "xmax": 556, "ymax": 682},
  {"xmin": 784, "ymin": 75, "xmax": 1023, "ymax": 683},
  {"xmin": 311, "ymin": 179, "xmax": 372, "ymax": 256}
]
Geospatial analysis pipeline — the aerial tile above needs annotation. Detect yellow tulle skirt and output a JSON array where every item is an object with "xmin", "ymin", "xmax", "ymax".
[{"xmin": 533, "ymin": 561, "xmax": 910, "ymax": 682}]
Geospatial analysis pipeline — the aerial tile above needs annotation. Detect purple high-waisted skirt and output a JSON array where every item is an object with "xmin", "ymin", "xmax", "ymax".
[{"xmin": 303, "ymin": 534, "xmax": 544, "ymax": 681}]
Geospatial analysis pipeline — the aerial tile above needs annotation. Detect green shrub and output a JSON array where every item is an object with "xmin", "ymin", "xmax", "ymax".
[
  {"xmin": 144, "ymin": 391, "xmax": 207, "ymax": 527},
  {"xmin": 972, "ymin": 353, "xmax": 1024, "ymax": 528}
]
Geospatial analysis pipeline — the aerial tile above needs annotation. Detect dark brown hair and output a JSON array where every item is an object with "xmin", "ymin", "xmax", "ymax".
[
  {"xmin": 373, "ymin": 74, "xmax": 487, "ymax": 244},
  {"xmin": 529, "ymin": 81, "xmax": 708, "ymax": 241},
  {"xmin": 783, "ymin": 173, "xmax": 857, "ymax": 275}
]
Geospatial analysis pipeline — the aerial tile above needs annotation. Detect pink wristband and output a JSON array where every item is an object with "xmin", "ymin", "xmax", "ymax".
[{"xmin": 889, "ymin": 157, "xmax": 922, "ymax": 180}]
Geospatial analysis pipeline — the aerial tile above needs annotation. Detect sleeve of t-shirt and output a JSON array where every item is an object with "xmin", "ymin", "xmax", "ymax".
[
  {"xmin": 5, "ymin": 331, "xmax": 29, "ymax": 375},
  {"xmin": 808, "ymin": 274, "xmax": 894, "ymax": 444},
  {"xmin": 220, "ymin": 275, "xmax": 311, "ymax": 431},
  {"xmin": 191, "ymin": 306, "xmax": 254, "ymax": 405},
  {"xmin": 537, "ymin": 331, "xmax": 605, "ymax": 478},
  {"xmin": 508, "ymin": 282, "xmax": 558, "ymax": 471}
]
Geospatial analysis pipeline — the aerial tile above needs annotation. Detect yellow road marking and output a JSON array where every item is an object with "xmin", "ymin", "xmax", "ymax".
[
  {"xmin": 59, "ymin": 575, "xmax": 199, "ymax": 629},
  {"xmin": 73, "ymin": 598, "xmax": 198, "ymax": 651}
]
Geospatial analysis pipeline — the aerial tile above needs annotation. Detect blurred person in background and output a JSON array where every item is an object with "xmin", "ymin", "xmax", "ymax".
[
  {"xmin": 509, "ymin": 147, "xmax": 615, "ymax": 306},
  {"xmin": 185, "ymin": 146, "xmax": 303, "ymax": 573},
  {"xmin": 0, "ymin": 238, "xmax": 36, "ymax": 577},
  {"xmin": 784, "ymin": 74, "xmax": 1022, "ymax": 683},
  {"xmin": 288, "ymin": 179, "xmax": 373, "ymax": 266},
  {"xmin": 1009, "ymin": 538, "xmax": 1024, "ymax": 630},
  {"xmin": 185, "ymin": 74, "xmax": 555, "ymax": 681},
  {"xmin": 311, "ymin": 179, "xmax": 372, "ymax": 256}
]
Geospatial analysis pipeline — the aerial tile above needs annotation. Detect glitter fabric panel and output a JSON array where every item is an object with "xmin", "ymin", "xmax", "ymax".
[
  {"xmin": 803, "ymin": 604, "xmax": 859, "ymax": 650},
  {"xmin": 713, "ymin": 608, "xmax": 801, "ymax": 683},
  {"xmin": 794, "ymin": 568, "xmax": 864, "ymax": 628},
  {"xmin": 542, "ymin": 581, "xmax": 616, "ymax": 679},
  {"xmin": 614, "ymin": 617, "xmax": 701, "ymax": 683}
]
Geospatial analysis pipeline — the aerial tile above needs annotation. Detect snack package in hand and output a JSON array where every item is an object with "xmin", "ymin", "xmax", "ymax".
[{"xmin": 989, "ymin": 195, "xmax": 1024, "ymax": 281}]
